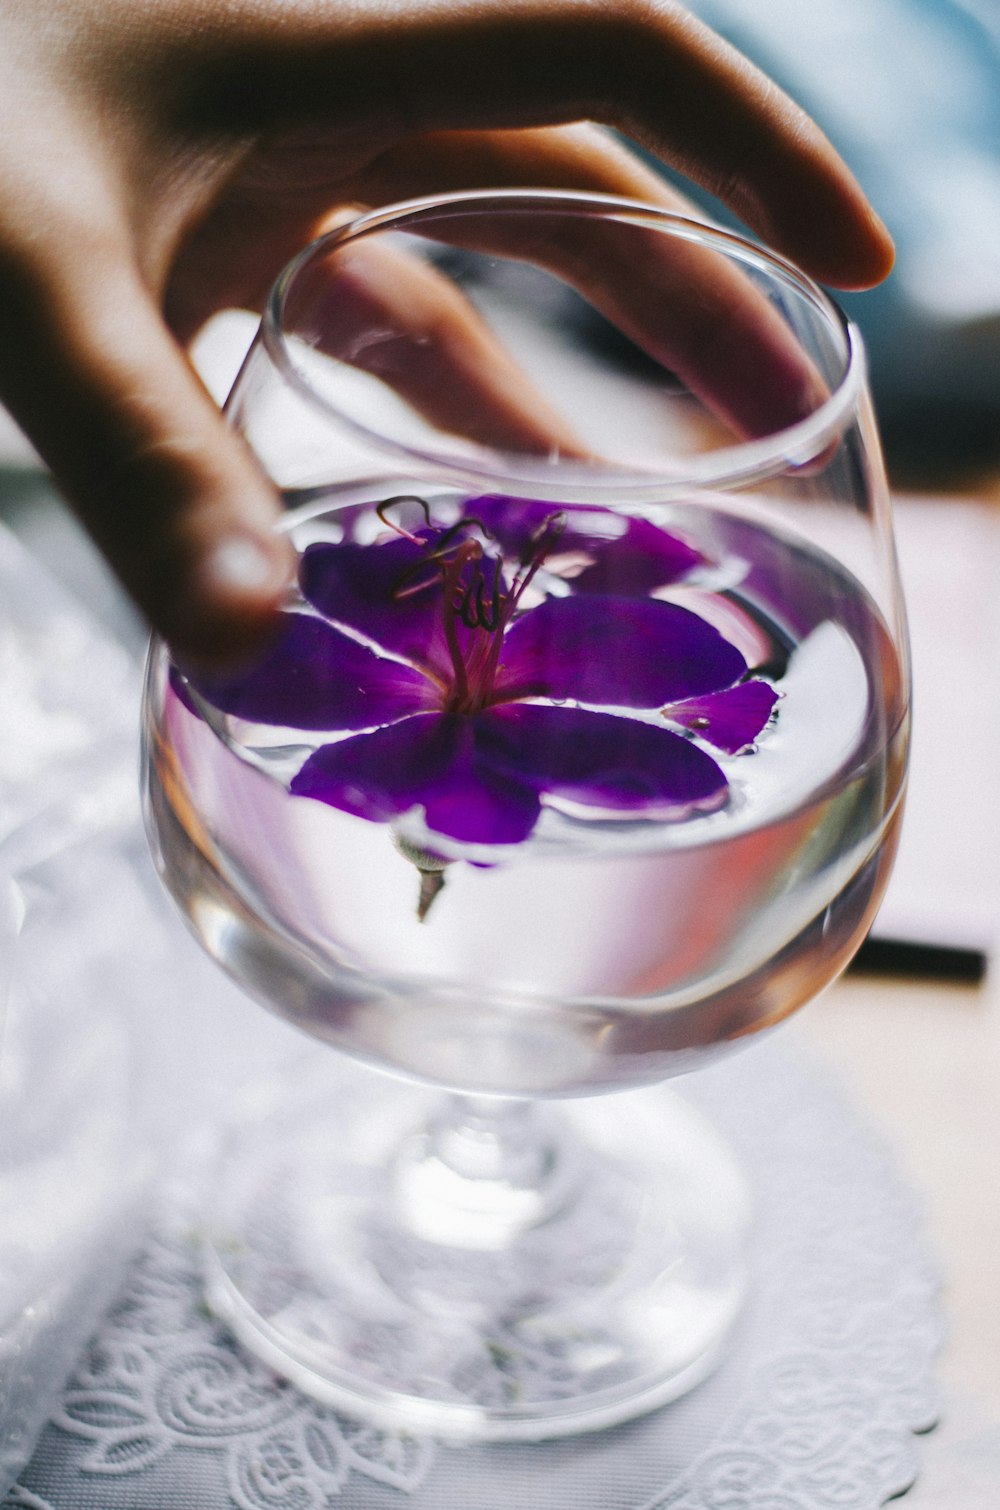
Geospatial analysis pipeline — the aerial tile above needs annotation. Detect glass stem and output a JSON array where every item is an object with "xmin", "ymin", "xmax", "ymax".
[{"xmin": 392, "ymin": 1094, "xmax": 579, "ymax": 1251}]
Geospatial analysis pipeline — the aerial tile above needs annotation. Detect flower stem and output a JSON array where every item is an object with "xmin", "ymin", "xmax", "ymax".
[
  {"xmin": 417, "ymin": 868, "xmax": 446, "ymax": 922},
  {"xmin": 393, "ymin": 831, "xmax": 450, "ymax": 922}
]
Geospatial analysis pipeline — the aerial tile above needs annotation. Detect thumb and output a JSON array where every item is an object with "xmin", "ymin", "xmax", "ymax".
[{"xmin": 0, "ymin": 242, "xmax": 292, "ymax": 667}]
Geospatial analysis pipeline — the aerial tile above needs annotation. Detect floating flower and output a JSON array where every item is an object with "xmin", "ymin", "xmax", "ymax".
[{"xmin": 186, "ymin": 499, "xmax": 778, "ymax": 862}]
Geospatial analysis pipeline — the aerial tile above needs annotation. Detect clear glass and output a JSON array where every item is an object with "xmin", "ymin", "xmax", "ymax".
[{"xmin": 141, "ymin": 190, "xmax": 909, "ymax": 1440}]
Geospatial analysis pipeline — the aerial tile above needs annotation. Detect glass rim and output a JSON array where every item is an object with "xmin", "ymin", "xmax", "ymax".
[{"xmin": 262, "ymin": 188, "xmax": 867, "ymax": 499}]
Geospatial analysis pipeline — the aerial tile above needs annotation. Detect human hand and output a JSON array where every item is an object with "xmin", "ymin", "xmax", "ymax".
[{"xmin": 0, "ymin": 0, "xmax": 893, "ymax": 666}]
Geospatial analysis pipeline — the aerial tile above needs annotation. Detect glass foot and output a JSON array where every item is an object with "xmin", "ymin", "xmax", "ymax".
[{"xmin": 200, "ymin": 1057, "xmax": 751, "ymax": 1442}]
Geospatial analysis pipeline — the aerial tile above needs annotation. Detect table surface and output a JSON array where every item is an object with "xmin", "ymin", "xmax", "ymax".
[
  {"xmin": 802, "ymin": 966, "xmax": 1000, "ymax": 1417},
  {"xmin": 801, "ymin": 480, "xmax": 1000, "ymax": 1428}
]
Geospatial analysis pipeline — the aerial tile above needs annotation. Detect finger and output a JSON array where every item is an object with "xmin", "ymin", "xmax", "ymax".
[
  {"xmin": 228, "ymin": 0, "xmax": 893, "ymax": 290},
  {"xmin": 301, "ymin": 235, "xmax": 587, "ymax": 455},
  {"xmin": 0, "ymin": 236, "xmax": 293, "ymax": 666},
  {"xmin": 345, "ymin": 122, "xmax": 687, "ymax": 217},
  {"xmin": 167, "ymin": 125, "xmax": 701, "ymax": 456},
  {"xmin": 448, "ymin": 203, "xmax": 831, "ymax": 444},
  {"xmin": 164, "ymin": 122, "xmax": 679, "ymax": 342},
  {"xmin": 205, "ymin": 123, "xmax": 828, "ymax": 447},
  {"xmin": 312, "ymin": 208, "xmax": 825, "ymax": 454},
  {"xmin": 346, "ymin": 126, "xmax": 829, "ymax": 442}
]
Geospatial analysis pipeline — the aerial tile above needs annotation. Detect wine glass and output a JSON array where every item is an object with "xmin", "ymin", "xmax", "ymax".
[{"xmin": 140, "ymin": 190, "xmax": 909, "ymax": 1442}]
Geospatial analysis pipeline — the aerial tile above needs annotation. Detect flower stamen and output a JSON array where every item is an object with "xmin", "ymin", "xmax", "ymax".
[{"xmin": 375, "ymin": 494, "xmax": 433, "ymax": 542}]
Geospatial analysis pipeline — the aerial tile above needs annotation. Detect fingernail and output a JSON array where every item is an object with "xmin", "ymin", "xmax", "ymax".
[{"xmin": 200, "ymin": 533, "xmax": 286, "ymax": 601}]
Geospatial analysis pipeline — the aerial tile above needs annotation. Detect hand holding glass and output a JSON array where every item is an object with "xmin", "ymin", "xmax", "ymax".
[{"xmin": 141, "ymin": 192, "xmax": 909, "ymax": 1440}]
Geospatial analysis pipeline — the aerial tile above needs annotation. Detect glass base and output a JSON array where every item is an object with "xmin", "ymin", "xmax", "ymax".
[{"xmin": 200, "ymin": 1057, "xmax": 752, "ymax": 1442}]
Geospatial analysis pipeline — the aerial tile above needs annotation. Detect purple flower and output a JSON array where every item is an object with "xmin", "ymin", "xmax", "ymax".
[{"xmin": 187, "ymin": 498, "xmax": 778, "ymax": 849}]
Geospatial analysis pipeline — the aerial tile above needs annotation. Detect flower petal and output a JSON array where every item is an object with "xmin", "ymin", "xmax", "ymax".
[
  {"xmin": 574, "ymin": 516, "xmax": 704, "ymax": 594},
  {"xmin": 476, "ymin": 704, "xmax": 728, "ymax": 814},
  {"xmin": 291, "ymin": 714, "xmax": 458, "ymax": 820},
  {"xmin": 468, "ymin": 495, "xmax": 703, "ymax": 592},
  {"xmin": 663, "ymin": 680, "xmax": 780, "ymax": 754},
  {"xmin": 464, "ymin": 494, "xmax": 561, "ymax": 552},
  {"xmin": 290, "ymin": 713, "xmax": 541, "ymax": 845},
  {"xmin": 423, "ymin": 766, "xmax": 541, "ymax": 846},
  {"xmin": 497, "ymin": 595, "xmax": 748, "ymax": 707},
  {"xmin": 300, "ymin": 535, "xmax": 484, "ymax": 683},
  {"xmin": 183, "ymin": 612, "xmax": 433, "ymax": 730}
]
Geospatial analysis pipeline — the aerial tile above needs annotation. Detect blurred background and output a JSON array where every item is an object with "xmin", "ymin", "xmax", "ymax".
[{"xmin": 680, "ymin": 0, "xmax": 1000, "ymax": 488}]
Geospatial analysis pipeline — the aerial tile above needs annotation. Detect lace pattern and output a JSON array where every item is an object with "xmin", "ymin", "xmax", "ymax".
[
  {"xmin": 7, "ymin": 1038, "xmax": 942, "ymax": 1510},
  {"xmin": 40, "ymin": 1238, "xmax": 433, "ymax": 1506}
]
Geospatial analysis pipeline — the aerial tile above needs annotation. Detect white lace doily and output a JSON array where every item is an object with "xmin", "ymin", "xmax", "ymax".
[{"xmin": 5, "ymin": 1033, "xmax": 941, "ymax": 1510}]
